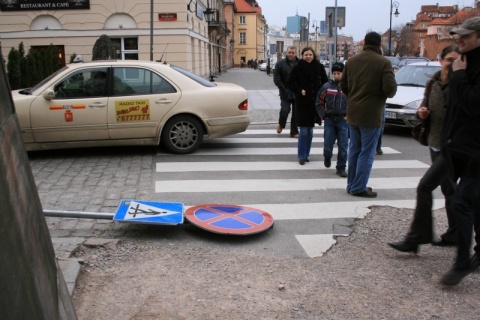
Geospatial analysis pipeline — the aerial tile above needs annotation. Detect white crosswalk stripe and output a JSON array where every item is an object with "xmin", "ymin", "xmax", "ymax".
[
  {"xmin": 155, "ymin": 129, "xmax": 441, "ymax": 258},
  {"xmin": 156, "ymin": 177, "xmax": 421, "ymax": 193},
  {"xmin": 156, "ymin": 160, "xmax": 429, "ymax": 172},
  {"xmin": 160, "ymin": 146, "xmax": 400, "ymax": 156},
  {"xmin": 204, "ymin": 137, "xmax": 325, "ymax": 143}
]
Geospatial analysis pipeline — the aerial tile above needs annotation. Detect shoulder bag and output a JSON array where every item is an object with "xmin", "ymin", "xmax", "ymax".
[
  {"xmin": 411, "ymin": 78, "xmax": 434, "ymax": 146},
  {"xmin": 411, "ymin": 117, "xmax": 430, "ymax": 146}
]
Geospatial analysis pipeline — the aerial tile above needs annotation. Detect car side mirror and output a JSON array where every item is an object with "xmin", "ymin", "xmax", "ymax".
[{"xmin": 43, "ymin": 90, "xmax": 55, "ymax": 100}]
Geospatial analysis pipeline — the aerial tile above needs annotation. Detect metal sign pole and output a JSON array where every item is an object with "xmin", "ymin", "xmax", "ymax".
[{"xmin": 334, "ymin": 0, "xmax": 338, "ymax": 63}]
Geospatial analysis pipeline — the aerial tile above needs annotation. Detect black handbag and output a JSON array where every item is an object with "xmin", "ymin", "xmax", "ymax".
[{"xmin": 411, "ymin": 117, "xmax": 430, "ymax": 146}]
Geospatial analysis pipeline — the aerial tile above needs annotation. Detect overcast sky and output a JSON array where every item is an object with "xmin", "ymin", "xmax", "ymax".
[{"xmin": 259, "ymin": 0, "xmax": 472, "ymax": 41}]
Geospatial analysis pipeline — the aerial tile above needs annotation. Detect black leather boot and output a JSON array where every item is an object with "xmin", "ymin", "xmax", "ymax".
[{"xmin": 388, "ymin": 240, "xmax": 419, "ymax": 254}]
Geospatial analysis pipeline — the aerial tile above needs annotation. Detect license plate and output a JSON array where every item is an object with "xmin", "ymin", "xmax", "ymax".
[{"xmin": 385, "ymin": 111, "xmax": 396, "ymax": 119}]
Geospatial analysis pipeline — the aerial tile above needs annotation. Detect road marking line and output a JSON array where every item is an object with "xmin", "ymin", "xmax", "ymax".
[
  {"xmin": 156, "ymin": 160, "xmax": 429, "ymax": 172},
  {"xmin": 203, "ymin": 137, "xmax": 325, "ymax": 143},
  {"xmin": 239, "ymin": 200, "xmax": 445, "ymax": 220},
  {"xmin": 155, "ymin": 177, "xmax": 421, "ymax": 193},
  {"xmin": 238, "ymin": 129, "xmax": 324, "ymax": 134},
  {"xmin": 159, "ymin": 147, "xmax": 400, "ymax": 156},
  {"xmin": 296, "ymin": 234, "xmax": 349, "ymax": 258}
]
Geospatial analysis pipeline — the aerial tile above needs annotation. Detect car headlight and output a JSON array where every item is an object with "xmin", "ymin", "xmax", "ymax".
[{"xmin": 404, "ymin": 99, "xmax": 422, "ymax": 110}]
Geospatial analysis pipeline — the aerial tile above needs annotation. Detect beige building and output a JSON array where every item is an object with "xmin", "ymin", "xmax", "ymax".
[
  {"xmin": 232, "ymin": 0, "xmax": 265, "ymax": 67},
  {"xmin": 0, "ymin": 0, "xmax": 233, "ymax": 77}
]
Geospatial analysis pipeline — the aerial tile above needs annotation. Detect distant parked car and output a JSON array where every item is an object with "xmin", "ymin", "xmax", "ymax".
[
  {"xmin": 385, "ymin": 56, "xmax": 400, "ymax": 70},
  {"xmin": 258, "ymin": 60, "xmax": 276, "ymax": 72},
  {"xmin": 394, "ymin": 56, "xmax": 430, "ymax": 71},
  {"xmin": 258, "ymin": 62, "xmax": 267, "ymax": 71},
  {"xmin": 385, "ymin": 61, "xmax": 440, "ymax": 128}
]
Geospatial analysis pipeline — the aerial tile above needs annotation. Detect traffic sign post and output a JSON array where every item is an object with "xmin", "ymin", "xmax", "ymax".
[{"xmin": 46, "ymin": 201, "xmax": 275, "ymax": 236}]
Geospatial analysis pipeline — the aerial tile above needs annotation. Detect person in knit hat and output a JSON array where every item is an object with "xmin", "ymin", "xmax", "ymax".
[{"xmin": 315, "ymin": 62, "xmax": 348, "ymax": 177}]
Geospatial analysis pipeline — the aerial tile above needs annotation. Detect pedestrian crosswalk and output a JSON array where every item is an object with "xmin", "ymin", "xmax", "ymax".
[{"xmin": 155, "ymin": 128, "xmax": 445, "ymax": 257}]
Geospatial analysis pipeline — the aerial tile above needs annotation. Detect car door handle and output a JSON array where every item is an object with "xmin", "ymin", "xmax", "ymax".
[
  {"xmin": 88, "ymin": 102, "xmax": 106, "ymax": 108},
  {"xmin": 155, "ymin": 99, "xmax": 172, "ymax": 104}
]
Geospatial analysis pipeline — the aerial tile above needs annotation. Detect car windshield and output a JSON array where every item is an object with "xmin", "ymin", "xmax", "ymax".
[
  {"xmin": 386, "ymin": 56, "xmax": 400, "ymax": 66},
  {"xmin": 394, "ymin": 64, "xmax": 440, "ymax": 87},
  {"xmin": 170, "ymin": 65, "xmax": 216, "ymax": 87},
  {"xmin": 402, "ymin": 59, "xmax": 426, "ymax": 66},
  {"xmin": 19, "ymin": 66, "xmax": 69, "ymax": 94}
]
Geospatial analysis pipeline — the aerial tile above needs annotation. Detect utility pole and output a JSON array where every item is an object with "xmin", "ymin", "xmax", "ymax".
[
  {"xmin": 334, "ymin": 0, "xmax": 338, "ymax": 62},
  {"xmin": 150, "ymin": 0, "xmax": 153, "ymax": 61}
]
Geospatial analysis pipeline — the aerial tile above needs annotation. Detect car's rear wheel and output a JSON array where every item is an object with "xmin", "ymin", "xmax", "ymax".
[{"xmin": 161, "ymin": 115, "xmax": 204, "ymax": 154}]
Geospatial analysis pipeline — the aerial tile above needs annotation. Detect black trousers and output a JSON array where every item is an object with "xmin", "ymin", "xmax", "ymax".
[
  {"xmin": 406, "ymin": 150, "xmax": 456, "ymax": 243},
  {"xmin": 452, "ymin": 175, "xmax": 480, "ymax": 270},
  {"xmin": 278, "ymin": 99, "xmax": 298, "ymax": 135}
]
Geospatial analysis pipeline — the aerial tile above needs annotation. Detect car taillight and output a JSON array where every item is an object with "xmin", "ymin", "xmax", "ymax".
[{"xmin": 238, "ymin": 99, "xmax": 248, "ymax": 110}]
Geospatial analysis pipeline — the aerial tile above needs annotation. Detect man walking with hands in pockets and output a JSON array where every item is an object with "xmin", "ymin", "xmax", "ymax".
[
  {"xmin": 274, "ymin": 46, "xmax": 299, "ymax": 138},
  {"xmin": 340, "ymin": 32, "xmax": 397, "ymax": 198}
]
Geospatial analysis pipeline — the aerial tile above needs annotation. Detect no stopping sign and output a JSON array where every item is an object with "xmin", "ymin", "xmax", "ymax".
[{"xmin": 185, "ymin": 204, "xmax": 274, "ymax": 235}]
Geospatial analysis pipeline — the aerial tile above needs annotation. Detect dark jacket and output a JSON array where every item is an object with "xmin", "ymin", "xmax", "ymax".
[
  {"xmin": 421, "ymin": 71, "xmax": 450, "ymax": 150},
  {"xmin": 315, "ymin": 79, "xmax": 347, "ymax": 120},
  {"xmin": 340, "ymin": 45, "xmax": 397, "ymax": 127},
  {"xmin": 442, "ymin": 45, "xmax": 480, "ymax": 177},
  {"xmin": 273, "ymin": 57, "xmax": 299, "ymax": 100},
  {"xmin": 286, "ymin": 59, "xmax": 328, "ymax": 127}
]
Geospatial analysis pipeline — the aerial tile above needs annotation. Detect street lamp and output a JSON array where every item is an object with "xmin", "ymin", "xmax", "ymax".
[
  {"xmin": 388, "ymin": 1, "xmax": 400, "ymax": 56},
  {"xmin": 312, "ymin": 20, "xmax": 319, "ymax": 58},
  {"xmin": 203, "ymin": 2, "xmax": 218, "ymax": 24}
]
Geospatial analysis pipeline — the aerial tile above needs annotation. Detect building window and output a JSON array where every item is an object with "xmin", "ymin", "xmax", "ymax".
[
  {"xmin": 32, "ymin": 45, "xmax": 65, "ymax": 67},
  {"xmin": 239, "ymin": 32, "xmax": 246, "ymax": 44},
  {"xmin": 239, "ymin": 16, "xmax": 246, "ymax": 24},
  {"xmin": 111, "ymin": 37, "xmax": 139, "ymax": 60},
  {"xmin": 437, "ymin": 27, "xmax": 442, "ymax": 33}
]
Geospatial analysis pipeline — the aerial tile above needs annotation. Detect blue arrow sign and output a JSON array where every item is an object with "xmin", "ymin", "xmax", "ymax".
[{"xmin": 114, "ymin": 200, "xmax": 183, "ymax": 225}]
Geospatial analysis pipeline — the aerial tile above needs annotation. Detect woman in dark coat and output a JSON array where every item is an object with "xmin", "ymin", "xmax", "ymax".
[{"xmin": 286, "ymin": 47, "xmax": 328, "ymax": 165}]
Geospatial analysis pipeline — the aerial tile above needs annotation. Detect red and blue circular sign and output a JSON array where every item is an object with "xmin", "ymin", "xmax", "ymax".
[{"xmin": 185, "ymin": 204, "xmax": 274, "ymax": 235}]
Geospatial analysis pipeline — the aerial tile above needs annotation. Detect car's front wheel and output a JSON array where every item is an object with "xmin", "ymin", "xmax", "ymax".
[{"xmin": 161, "ymin": 115, "xmax": 204, "ymax": 154}]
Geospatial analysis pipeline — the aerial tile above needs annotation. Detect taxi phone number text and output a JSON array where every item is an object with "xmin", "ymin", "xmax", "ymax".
[{"xmin": 117, "ymin": 114, "xmax": 150, "ymax": 122}]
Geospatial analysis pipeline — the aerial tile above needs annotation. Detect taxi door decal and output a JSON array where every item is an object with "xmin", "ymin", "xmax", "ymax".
[
  {"xmin": 115, "ymin": 99, "xmax": 150, "ymax": 122},
  {"xmin": 65, "ymin": 110, "xmax": 73, "ymax": 122}
]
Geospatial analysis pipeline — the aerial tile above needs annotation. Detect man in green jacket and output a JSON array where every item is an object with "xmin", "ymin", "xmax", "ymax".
[{"xmin": 340, "ymin": 32, "xmax": 397, "ymax": 197}]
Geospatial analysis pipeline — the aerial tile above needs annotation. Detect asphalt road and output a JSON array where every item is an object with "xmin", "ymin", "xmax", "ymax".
[{"xmin": 33, "ymin": 68, "xmax": 442, "ymax": 262}]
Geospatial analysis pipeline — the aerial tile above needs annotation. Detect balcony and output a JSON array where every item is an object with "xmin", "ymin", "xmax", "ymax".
[
  {"xmin": 204, "ymin": 7, "xmax": 230, "ymax": 36},
  {"xmin": 208, "ymin": 20, "xmax": 230, "ymax": 36}
]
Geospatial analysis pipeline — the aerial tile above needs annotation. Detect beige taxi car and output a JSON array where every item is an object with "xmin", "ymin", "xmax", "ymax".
[{"xmin": 12, "ymin": 60, "xmax": 250, "ymax": 154}]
